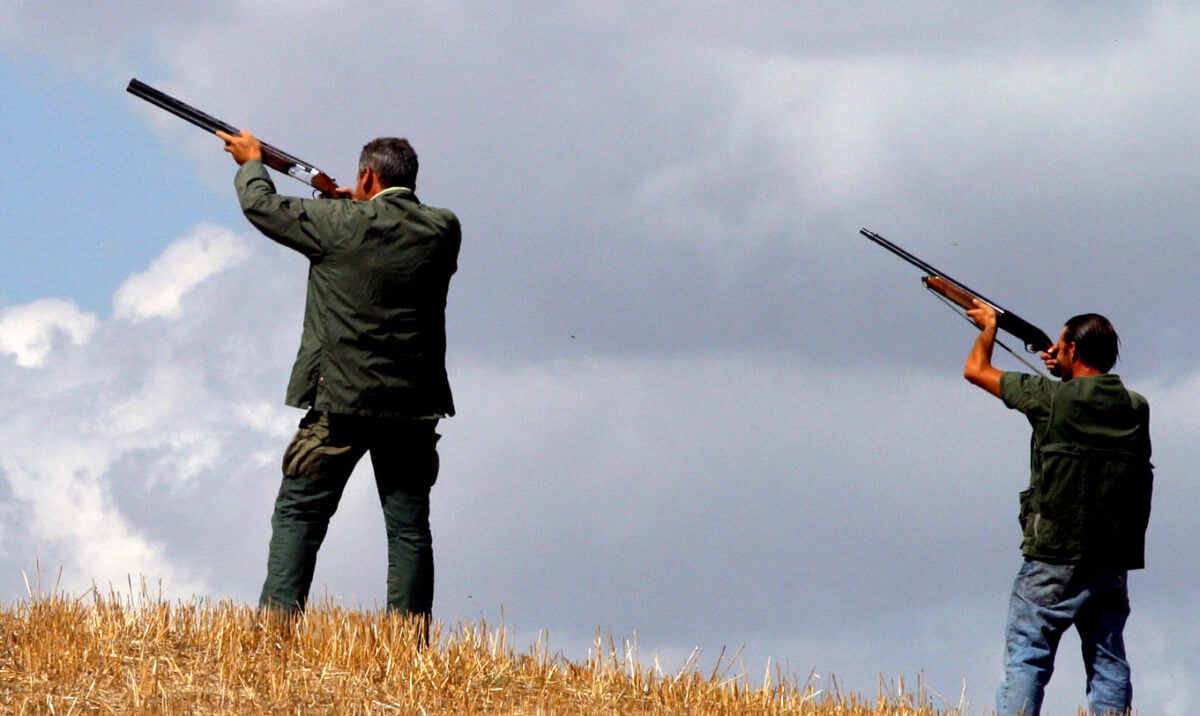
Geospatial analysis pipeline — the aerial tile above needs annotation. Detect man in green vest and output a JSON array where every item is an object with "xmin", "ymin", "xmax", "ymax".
[
  {"xmin": 963, "ymin": 301, "xmax": 1152, "ymax": 716},
  {"xmin": 218, "ymin": 128, "xmax": 460, "ymax": 633}
]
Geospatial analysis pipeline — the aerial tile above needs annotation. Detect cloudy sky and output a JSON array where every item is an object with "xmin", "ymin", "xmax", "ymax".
[{"xmin": 2, "ymin": 2, "xmax": 1199, "ymax": 713}]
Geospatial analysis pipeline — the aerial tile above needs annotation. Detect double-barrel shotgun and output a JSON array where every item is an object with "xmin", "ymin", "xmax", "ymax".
[{"xmin": 127, "ymin": 78, "xmax": 338, "ymax": 198}]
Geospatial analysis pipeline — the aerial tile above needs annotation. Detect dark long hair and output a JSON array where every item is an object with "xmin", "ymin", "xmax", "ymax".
[{"xmin": 1063, "ymin": 313, "xmax": 1120, "ymax": 373}]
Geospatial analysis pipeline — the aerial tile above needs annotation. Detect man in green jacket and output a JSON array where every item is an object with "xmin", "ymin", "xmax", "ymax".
[
  {"xmin": 218, "ymin": 128, "xmax": 460, "ymax": 630},
  {"xmin": 963, "ymin": 302, "xmax": 1152, "ymax": 716}
]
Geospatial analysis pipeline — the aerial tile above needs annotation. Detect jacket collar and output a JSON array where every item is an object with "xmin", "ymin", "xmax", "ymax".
[{"xmin": 372, "ymin": 186, "xmax": 417, "ymax": 202}]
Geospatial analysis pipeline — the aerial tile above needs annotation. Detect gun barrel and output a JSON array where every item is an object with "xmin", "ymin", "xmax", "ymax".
[
  {"xmin": 859, "ymin": 228, "xmax": 946, "ymax": 277},
  {"xmin": 127, "ymin": 78, "xmax": 337, "ymax": 194},
  {"xmin": 127, "ymin": 79, "xmax": 238, "ymax": 136},
  {"xmin": 863, "ymin": 228, "xmax": 1054, "ymax": 354},
  {"xmin": 861, "ymin": 227, "xmax": 1010, "ymax": 313}
]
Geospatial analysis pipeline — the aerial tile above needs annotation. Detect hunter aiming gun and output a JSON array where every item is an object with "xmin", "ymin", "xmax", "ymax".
[
  {"xmin": 127, "ymin": 78, "xmax": 338, "ymax": 198},
  {"xmin": 859, "ymin": 228, "xmax": 1056, "ymax": 373}
]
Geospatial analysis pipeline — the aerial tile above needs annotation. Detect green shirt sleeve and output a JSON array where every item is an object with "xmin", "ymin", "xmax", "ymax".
[
  {"xmin": 233, "ymin": 160, "xmax": 349, "ymax": 259},
  {"xmin": 1000, "ymin": 371, "xmax": 1054, "ymax": 430}
]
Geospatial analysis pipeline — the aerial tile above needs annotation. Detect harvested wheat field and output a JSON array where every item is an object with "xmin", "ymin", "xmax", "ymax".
[{"xmin": 0, "ymin": 591, "xmax": 963, "ymax": 714}]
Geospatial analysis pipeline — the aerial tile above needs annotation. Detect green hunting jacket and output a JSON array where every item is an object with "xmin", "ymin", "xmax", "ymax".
[
  {"xmin": 235, "ymin": 160, "xmax": 459, "ymax": 418},
  {"xmin": 1001, "ymin": 372, "xmax": 1153, "ymax": 569}
]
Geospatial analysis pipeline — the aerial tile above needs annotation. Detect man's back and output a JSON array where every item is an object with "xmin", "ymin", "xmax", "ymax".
[
  {"xmin": 961, "ymin": 307, "xmax": 1147, "ymax": 715},
  {"xmin": 1001, "ymin": 372, "xmax": 1153, "ymax": 569},
  {"xmin": 292, "ymin": 189, "xmax": 460, "ymax": 417},
  {"xmin": 233, "ymin": 160, "xmax": 461, "ymax": 417}
]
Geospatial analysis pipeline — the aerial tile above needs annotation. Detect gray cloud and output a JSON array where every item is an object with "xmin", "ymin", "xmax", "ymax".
[
  {"xmin": 5, "ymin": 229, "xmax": 1197, "ymax": 712},
  {"xmin": 2, "ymin": 2, "xmax": 1199, "ymax": 713}
]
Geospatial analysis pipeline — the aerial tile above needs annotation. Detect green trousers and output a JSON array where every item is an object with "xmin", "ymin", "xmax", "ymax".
[{"xmin": 259, "ymin": 410, "xmax": 440, "ymax": 618}]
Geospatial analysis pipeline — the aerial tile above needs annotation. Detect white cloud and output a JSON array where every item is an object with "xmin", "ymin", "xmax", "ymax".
[
  {"xmin": 0, "ymin": 227, "xmax": 298, "ymax": 601},
  {"xmin": 0, "ymin": 299, "xmax": 97, "ymax": 368},
  {"xmin": 113, "ymin": 224, "xmax": 248, "ymax": 321},
  {"xmin": 3, "ymin": 4, "xmax": 1200, "ymax": 714}
]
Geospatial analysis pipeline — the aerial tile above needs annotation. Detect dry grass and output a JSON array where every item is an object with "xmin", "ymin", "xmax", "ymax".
[{"xmin": 0, "ymin": 587, "xmax": 960, "ymax": 714}]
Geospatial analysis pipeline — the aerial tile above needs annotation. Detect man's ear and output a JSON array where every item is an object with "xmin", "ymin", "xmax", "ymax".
[{"xmin": 355, "ymin": 166, "xmax": 378, "ymax": 199}]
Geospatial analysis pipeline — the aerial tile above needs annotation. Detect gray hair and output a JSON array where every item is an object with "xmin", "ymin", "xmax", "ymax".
[{"xmin": 359, "ymin": 137, "xmax": 418, "ymax": 189}]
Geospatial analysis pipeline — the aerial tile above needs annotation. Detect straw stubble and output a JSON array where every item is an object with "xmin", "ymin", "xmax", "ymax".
[{"xmin": 0, "ymin": 592, "xmax": 956, "ymax": 714}]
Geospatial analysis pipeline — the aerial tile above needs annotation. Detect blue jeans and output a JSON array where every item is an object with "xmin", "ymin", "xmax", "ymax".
[{"xmin": 996, "ymin": 558, "xmax": 1132, "ymax": 716}]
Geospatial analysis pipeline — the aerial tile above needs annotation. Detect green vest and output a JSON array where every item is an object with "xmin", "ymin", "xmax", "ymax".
[{"xmin": 1001, "ymin": 373, "xmax": 1153, "ymax": 569}]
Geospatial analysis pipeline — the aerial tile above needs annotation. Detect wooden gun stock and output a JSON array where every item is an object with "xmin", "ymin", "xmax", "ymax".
[
  {"xmin": 922, "ymin": 275, "xmax": 1054, "ymax": 354},
  {"xmin": 127, "ymin": 78, "xmax": 338, "ymax": 198},
  {"xmin": 921, "ymin": 275, "xmax": 976, "ymax": 311}
]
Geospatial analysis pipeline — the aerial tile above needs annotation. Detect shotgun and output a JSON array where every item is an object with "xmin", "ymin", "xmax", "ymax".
[
  {"xmin": 859, "ymin": 228, "xmax": 1055, "ymax": 355},
  {"xmin": 127, "ymin": 78, "xmax": 338, "ymax": 198}
]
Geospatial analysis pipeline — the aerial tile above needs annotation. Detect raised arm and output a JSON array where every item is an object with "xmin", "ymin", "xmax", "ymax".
[{"xmin": 964, "ymin": 299, "xmax": 1004, "ymax": 397}]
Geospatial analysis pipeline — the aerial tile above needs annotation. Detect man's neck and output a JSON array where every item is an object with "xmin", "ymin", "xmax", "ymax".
[{"xmin": 1064, "ymin": 364, "xmax": 1104, "ymax": 380}]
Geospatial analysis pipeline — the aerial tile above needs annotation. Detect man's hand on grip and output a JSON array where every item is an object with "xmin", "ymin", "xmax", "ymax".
[
  {"xmin": 966, "ymin": 299, "xmax": 998, "ymax": 332},
  {"xmin": 216, "ymin": 129, "xmax": 263, "ymax": 166}
]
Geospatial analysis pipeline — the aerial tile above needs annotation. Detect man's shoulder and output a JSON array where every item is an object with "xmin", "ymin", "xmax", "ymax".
[
  {"xmin": 1077, "ymin": 374, "xmax": 1148, "ymax": 408},
  {"xmin": 1099, "ymin": 374, "xmax": 1147, "ymax": 412},
  {"xmin": 415, "ymin": 199, "xmax": 459, "ymax": 225},
  {"xmin": 1111, "ymin": 376, "xmax": 1149, "ymax": 408},
  {"xmin": 999, "ymin": 371, "xmax": 1052, "ymax": 406},
  {"xmin": 412, "ymin": 203, "xmax": 461, "ymax": 240},
  {"xmin": 377, "ymin": 191, "xmax": 460, "ymax": 227},
  {"xmin": 423, "ymin": 203, "xmax": 460, "ymax": 227}
]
